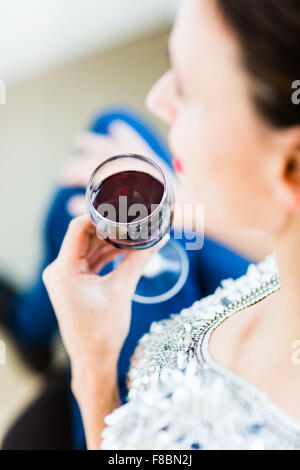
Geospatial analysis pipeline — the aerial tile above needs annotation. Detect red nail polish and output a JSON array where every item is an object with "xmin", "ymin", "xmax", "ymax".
[{"xmin": 173, "ymin": 158, "xmax": 184, "ymax": 173}]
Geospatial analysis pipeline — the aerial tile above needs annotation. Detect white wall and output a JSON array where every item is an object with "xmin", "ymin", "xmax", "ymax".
[
  {"xmin": 0, "ymin": 29, "xmax": 169, "ymax": 285},
  {"xmin": 0, "ymin": 0, "xmax": 179, "ymax": 83}
]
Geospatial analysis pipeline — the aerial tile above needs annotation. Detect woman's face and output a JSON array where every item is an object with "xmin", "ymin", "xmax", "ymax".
[{"xmin": 147, "ymin": 0, "xmax": 287, "ymax": 233}]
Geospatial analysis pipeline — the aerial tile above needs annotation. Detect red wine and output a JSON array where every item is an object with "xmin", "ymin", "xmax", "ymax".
[
  {"xmin": 92, "ymin": 170, "xmax": 164, "ymax": 222},
  {"xmin": 91, "ymin": 170, "xmax": 171, "ymax": 249}
]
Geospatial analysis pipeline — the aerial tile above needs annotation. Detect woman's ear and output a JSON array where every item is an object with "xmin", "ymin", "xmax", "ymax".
[{"xmin": 275, "ymin": 130, "xmax": 300, "ymax": 211}]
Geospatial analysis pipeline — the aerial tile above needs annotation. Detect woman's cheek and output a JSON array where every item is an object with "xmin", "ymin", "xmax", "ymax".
[
  {"xmin": 169, "ymin": 107, "xmax": 202, "ymax": 165},
  {"xmin": 170, "ymin": 120, "xmax": 243, "ymax": 226},
  {"xmin": 168, "ymin": 106, "xmax": 278, "ymax": 230},
  {"xmin": 169, "ymin": 111, "xmax": 215, "ymax": 192}
]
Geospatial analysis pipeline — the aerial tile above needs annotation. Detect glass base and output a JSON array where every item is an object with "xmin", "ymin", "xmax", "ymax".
[{"xmin": 132, "ymin": 239, "xmax": 189, "ymax": 304}]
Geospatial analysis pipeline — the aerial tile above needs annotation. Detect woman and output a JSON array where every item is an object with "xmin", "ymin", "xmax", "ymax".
[
  {"xmin": 2, "ymin": 108, "xmax": 261, "ymax": 451},
  {"xmin": 43, "ymin": 0, "xmax": 300, "ymax": 450}
]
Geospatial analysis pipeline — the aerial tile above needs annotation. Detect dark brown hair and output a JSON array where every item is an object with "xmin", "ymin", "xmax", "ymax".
[{"xmin": 216, "ymin": 0, "xmax": 300, "ymax": 128}]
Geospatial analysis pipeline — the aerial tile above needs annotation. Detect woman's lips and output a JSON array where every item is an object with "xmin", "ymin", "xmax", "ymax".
[{"xmin": 173, "ymin": 157, "xmax": 184, "ymax": 173}]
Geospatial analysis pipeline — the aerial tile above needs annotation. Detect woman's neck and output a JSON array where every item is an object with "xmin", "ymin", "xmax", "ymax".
[{"xmin": 270, "ymin": 213, "xmax": 300, "ymax": 344}]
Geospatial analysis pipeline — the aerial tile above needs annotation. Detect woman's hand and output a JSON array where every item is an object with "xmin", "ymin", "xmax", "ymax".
[
  {"xmin": 43, "ymin": 214, "xmax": 168, "ymax": 449},
  {"xmin": 60, "ymin": 121, "xmax": 169, "ymax": 188},
  {"xmin": 42, "ymin": 214, "xmax": 167, "ymax": 372}
]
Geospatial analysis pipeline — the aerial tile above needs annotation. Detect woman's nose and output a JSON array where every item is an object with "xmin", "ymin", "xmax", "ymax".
[{"xmin": 146, "ymin": 71, "xmax": 178, "ymax": 125}]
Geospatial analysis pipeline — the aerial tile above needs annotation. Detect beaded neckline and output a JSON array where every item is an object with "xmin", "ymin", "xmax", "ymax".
[
  {"xmin": 105, "ymin": 253, "xmax": 300, "ymax": 450},
  {"xmin": 128, "ymin": 253, "xmax": 282, "ymax": 399},
  {"xmin": 196, "ymin": 257, "xmax": 300, "ymax": 442}
]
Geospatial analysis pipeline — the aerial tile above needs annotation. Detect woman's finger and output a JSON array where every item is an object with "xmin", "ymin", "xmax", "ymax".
[
  {"xmin": 67, "ymin": 195, "xmax": 86, "ymax": 217},
  {"xmin": 114, "ymin": 233, "xmax": 170, "ymax": 288},
  {"xmin": 73, "ymin": 132, "xmax": 118, "ymax": 154},
  {"xmin": 57, "ymin": 215, "xmax": 103, "ymax": 272},
  {"xmin": 86, "ymin": 238, "xmax": 119, "ymax": 267},
  {"xmin": 109, "ymin": 121, "xmax": 153, "ymax": 156},
  {"xmin": 89, "ymin": 246, "xmax": 121, "ymax": 274}
]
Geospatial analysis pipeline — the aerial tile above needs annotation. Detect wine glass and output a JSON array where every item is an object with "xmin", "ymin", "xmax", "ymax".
[{"xmin": 86, "ymin": 154, "xmax": 189, "ymax": 303}]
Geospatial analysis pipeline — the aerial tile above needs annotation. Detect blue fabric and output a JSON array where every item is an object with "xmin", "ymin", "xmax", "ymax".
[
  {"xmin": 10, "ymin": 106, "xmax": 251, "ymax": 449},
  {"xmin": 11, "ymin": 186, "xmax": 85, "ymax": 344}
]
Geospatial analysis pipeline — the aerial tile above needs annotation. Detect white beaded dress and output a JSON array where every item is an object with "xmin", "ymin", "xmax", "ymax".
[{"xmin": 100, "ymin": 254, "xmax": 300, "ymax": 450}]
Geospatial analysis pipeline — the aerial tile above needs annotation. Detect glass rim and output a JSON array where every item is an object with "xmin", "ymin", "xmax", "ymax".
[{"xmin": 86, "ymin": 153, "xmax": 169, "ymax": 226}]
